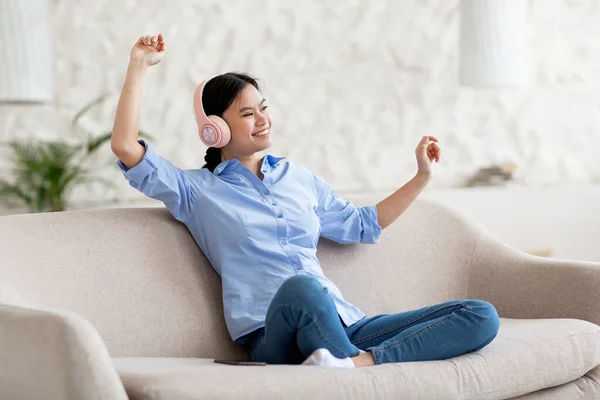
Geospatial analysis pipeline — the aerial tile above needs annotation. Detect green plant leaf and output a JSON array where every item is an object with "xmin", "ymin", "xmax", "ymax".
[
  {"xmin": 0, "ymin": 179, "xmax": 33, "ymax": 208},
  {"xmin": 9, "ymin": 140, "xmax": 47, "ymax": 191},
  {"xmin": 57, "ymin": 165, "xmax": 88, "ymax": 195},
  {"xmin": 4, "ymin": 139, "xmax": 85, "ymax": 213},
  {"xmin": 34, "ymin": 185, "xmax": 51, "ymax": 213},
  {"xmin": 40, "ymin": 142, "xmax": 82, "ymax": 198},
  {"xmin": 71, "ymin": 93, "xmax": 111, "ymax": 131},
  {"xmin": 0, "ymin": 93, "xmax": 157, "ymax": 214},
  {"xmin": 86, "ymin": 132, "xmax": 113, "ymax": 154},
  {"xmin": 138, "ymin": 130, "xmax": 155, "ymax": 141}
]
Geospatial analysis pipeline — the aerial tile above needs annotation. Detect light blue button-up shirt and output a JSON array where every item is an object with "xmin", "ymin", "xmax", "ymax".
[{"xmin": 117, "ymin": 140, "xmax": 382, "ymax": 344}]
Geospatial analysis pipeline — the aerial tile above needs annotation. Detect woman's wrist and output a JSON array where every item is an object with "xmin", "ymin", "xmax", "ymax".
[
  {"xmin": 127, "ymin": 58, "xmax": 149, "ymax": 75},
  {"xmin": 415, "ymin": 171, "xmax": 433, "ymax": 184}
]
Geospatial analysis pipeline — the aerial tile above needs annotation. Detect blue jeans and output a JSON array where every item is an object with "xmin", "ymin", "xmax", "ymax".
[{"xmin": 249, "ymin": 275, "xmax": 500, "ymax": 365}]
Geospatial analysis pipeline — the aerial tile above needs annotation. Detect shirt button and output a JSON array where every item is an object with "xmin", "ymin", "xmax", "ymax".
[
  {"xmin": 278, "ymin": 214, "xmax": 283, "ymax": 218},
  {"xmin": 264, "ymin": 189, "xmax": 269, "ymax": 195},
  {"xmin": 262, "ymin": 169, "xmax": 267, "ymax": 173},
  {"xmin": 282, "ymin": 240, "xmax": 288, "ymax": 245},
  {"xmin": 272, "ymin": 202, "xmax": 276, "ymax": 206}
]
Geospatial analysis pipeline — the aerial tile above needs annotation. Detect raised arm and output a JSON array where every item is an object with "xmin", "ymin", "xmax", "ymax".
[
  {"xmin": 376, "ymin": 173, "xmax": 431, "ymax": 229},
  {"xmin": 111, "ymin": 33, "xmax": 167, "ymax": 168},
  {"xmin": 110, "ymin": 34, "xmax": 199, "ymax": 224},
  {"xmin": 376, "ymin": 136, "xmax": 440, "ymax": 229}
]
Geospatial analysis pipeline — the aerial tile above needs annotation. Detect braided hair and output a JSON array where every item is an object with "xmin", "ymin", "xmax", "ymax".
[
  {"xmin": 203, "ymin": 147, "xmax": 222, "ymax": 172},
  {"xmin": 200, "ymin": 72, "xmax": 261, "ymax": 173}
]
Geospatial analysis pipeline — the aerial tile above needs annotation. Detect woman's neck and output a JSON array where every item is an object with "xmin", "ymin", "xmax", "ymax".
[{"xmin": 220, "ymin": 150, "xmax": 264, "ymax": 177}]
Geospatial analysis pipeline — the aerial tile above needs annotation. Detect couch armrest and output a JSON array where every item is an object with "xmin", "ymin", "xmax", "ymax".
[
  {"xmin": 467, "ymin": 228, "xmax": 600, "ymax": 327},
  {"xmin": 0, "ymin": 303, "xmax": 128, "ymax": 400}
]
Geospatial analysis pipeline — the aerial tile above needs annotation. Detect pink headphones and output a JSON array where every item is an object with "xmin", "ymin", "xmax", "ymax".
[{"xmin": 193, "ymin": 76, "xmax": 231, "ymax": 148}]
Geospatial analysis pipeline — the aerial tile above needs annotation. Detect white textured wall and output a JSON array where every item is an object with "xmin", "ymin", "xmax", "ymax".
[{"xmin": 1, "ymin": 0, "xmax": 600, "ymax": 208}]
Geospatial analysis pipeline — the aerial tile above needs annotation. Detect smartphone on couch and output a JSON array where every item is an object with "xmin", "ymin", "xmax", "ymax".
[{"xmin": 213, "ymin": 359, "xmax": 267, "ymax": 366}]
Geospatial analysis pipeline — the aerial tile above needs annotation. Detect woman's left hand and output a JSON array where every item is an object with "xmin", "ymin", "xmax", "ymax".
[{"xmin": 415, "ymin": 136, "xmax": 441, "ymax": 178}]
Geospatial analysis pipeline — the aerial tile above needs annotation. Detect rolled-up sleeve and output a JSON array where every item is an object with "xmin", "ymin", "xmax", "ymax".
[
  {"xmin": 117, "ymin": 140, "xmax": 200, "ymax": 224},
  {"xmin": 312, "ymin": 172, "xmax": 382, "ymax": 244}
]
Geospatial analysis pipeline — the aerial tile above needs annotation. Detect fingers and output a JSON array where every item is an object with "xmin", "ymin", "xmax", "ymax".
[
  {"xmin": 428, "ymin": 142, "xmax": 441, "ymax": 162},
  {"xmin": 155, "ymin": 33, "xmax": 166, "ymax": 52},
  {"xmin": 416, "ymin": 137, "xmax": 441, "ymax": 164},
  {"xmin": 417, "ymin": 136, "xmax": 441, "ymax": 162},
  {"xmin": 419, "ymin": 135, "xmax": 439, "ymax": 144},
  {"xmin": 427, "ymin": 147, "xmax": 434, "ymax": 160},
  {"xmin": 140, "ymin": 34, "xmax": 163, "ymax": 48}
]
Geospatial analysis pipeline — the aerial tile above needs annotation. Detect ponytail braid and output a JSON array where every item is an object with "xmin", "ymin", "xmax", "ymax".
[{"xmin": 202, "ymin": 147, "xmax": 222, "ymax": 173}]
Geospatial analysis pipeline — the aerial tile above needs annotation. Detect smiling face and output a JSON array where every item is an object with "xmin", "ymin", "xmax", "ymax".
[{"xmin": 220, "ymin": 84, "xmax": 272, "ymax": 158}]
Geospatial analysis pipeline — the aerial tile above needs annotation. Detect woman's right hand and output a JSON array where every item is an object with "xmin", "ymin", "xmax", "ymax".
[{"xmin": 130, "ymin": 33, "xmax": 167, "ymax": 66}]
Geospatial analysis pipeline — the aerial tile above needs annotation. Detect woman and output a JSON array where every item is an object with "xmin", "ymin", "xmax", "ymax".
[{"xmin": 111, "ymin": 33, "xmax": 500, "ymax": 368}]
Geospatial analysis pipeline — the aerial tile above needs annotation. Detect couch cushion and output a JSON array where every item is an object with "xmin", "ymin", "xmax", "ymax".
[
  {"xmin": 113, "ymin": 317, "xmax": 600, "ymax": 400},
  {"xmin": 511, "ymin": 364, "xmax": 600, "ymax": 399}
]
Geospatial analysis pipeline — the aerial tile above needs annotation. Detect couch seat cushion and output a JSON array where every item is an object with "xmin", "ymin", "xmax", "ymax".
[
  {"xmin": 113, "ymin": 318, "xmax": 600, "ymax": 400},
  {"xmin": 510, "ymin": 363, "xmax": 600, "ymax": 399}
]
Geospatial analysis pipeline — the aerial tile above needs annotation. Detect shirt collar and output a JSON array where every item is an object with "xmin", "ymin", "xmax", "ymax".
[
  {"xmin": 213, "ymin": 154, "xmax": 286, "ymax": 176},
  {"xmin": 213, "ymin": 158, "xmax": 238, "ymax": 175}
]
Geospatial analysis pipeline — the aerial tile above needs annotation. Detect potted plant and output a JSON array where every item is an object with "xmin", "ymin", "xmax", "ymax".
[{"xmin": 0, "ymin": 94, "xmax": 153, "ymax": 213}]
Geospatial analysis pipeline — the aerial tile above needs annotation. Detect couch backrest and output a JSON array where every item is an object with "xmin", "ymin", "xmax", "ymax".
[{"xmin": 0, "ymin": 196, "xmax": 482, "ymax": 359}]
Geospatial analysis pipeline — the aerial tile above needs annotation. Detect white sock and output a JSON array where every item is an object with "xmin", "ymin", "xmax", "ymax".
[{"xmin": 301, "ymin": 348, "xmax": 355, "ymax": 368}]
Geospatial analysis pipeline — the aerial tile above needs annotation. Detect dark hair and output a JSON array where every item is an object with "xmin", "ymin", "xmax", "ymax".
[{"xmin": 201, "ymin": 72, "xmax": 261, "ymax": 173}]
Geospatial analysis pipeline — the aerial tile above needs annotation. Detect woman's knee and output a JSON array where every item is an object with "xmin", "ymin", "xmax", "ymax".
[
  {"xmin": 463, "ymin": 300, "xmax": 500, "ymax": 344},
  {"xmin": 275, "ymin": 275, "xmax": 326, "ymax": 301},
  {"xmin": 280, "ymin": 274, "xmax": 320, "ymax": 290}
]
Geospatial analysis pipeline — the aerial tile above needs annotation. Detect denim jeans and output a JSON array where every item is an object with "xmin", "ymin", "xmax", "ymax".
[{"xmin": 249, "ymin": 275, "xmax": 500, "ymax": 365}]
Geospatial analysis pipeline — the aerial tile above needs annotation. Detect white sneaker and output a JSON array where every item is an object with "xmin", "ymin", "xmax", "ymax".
[{"xmin": 301, "ymin": 348, "xmax": 355, "ymax": 368}]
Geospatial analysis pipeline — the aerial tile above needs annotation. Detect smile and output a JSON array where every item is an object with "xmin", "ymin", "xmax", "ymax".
[{"xmin": 252, "ymin": 128, "xmax": 270, "ymax": 137}]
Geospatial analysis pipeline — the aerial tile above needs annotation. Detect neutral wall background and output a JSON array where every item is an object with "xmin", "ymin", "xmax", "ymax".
[{"xmin": 1, "ymin": 0, "xmax": 600, "ymax": 208}]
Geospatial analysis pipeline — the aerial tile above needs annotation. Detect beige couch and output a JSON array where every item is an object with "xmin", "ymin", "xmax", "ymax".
[{"xmin": 1, "ymin": 196, "xmax": 600, "ymax": 400}]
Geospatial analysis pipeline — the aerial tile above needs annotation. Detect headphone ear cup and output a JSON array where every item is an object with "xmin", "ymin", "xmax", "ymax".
[
  {"xmin": 208, "ymin": 116, "xmax": 231, "ymax": 148},
  {"xmin": 199, "ymin": 115, "xmax": 231, "ymax": 148}
]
